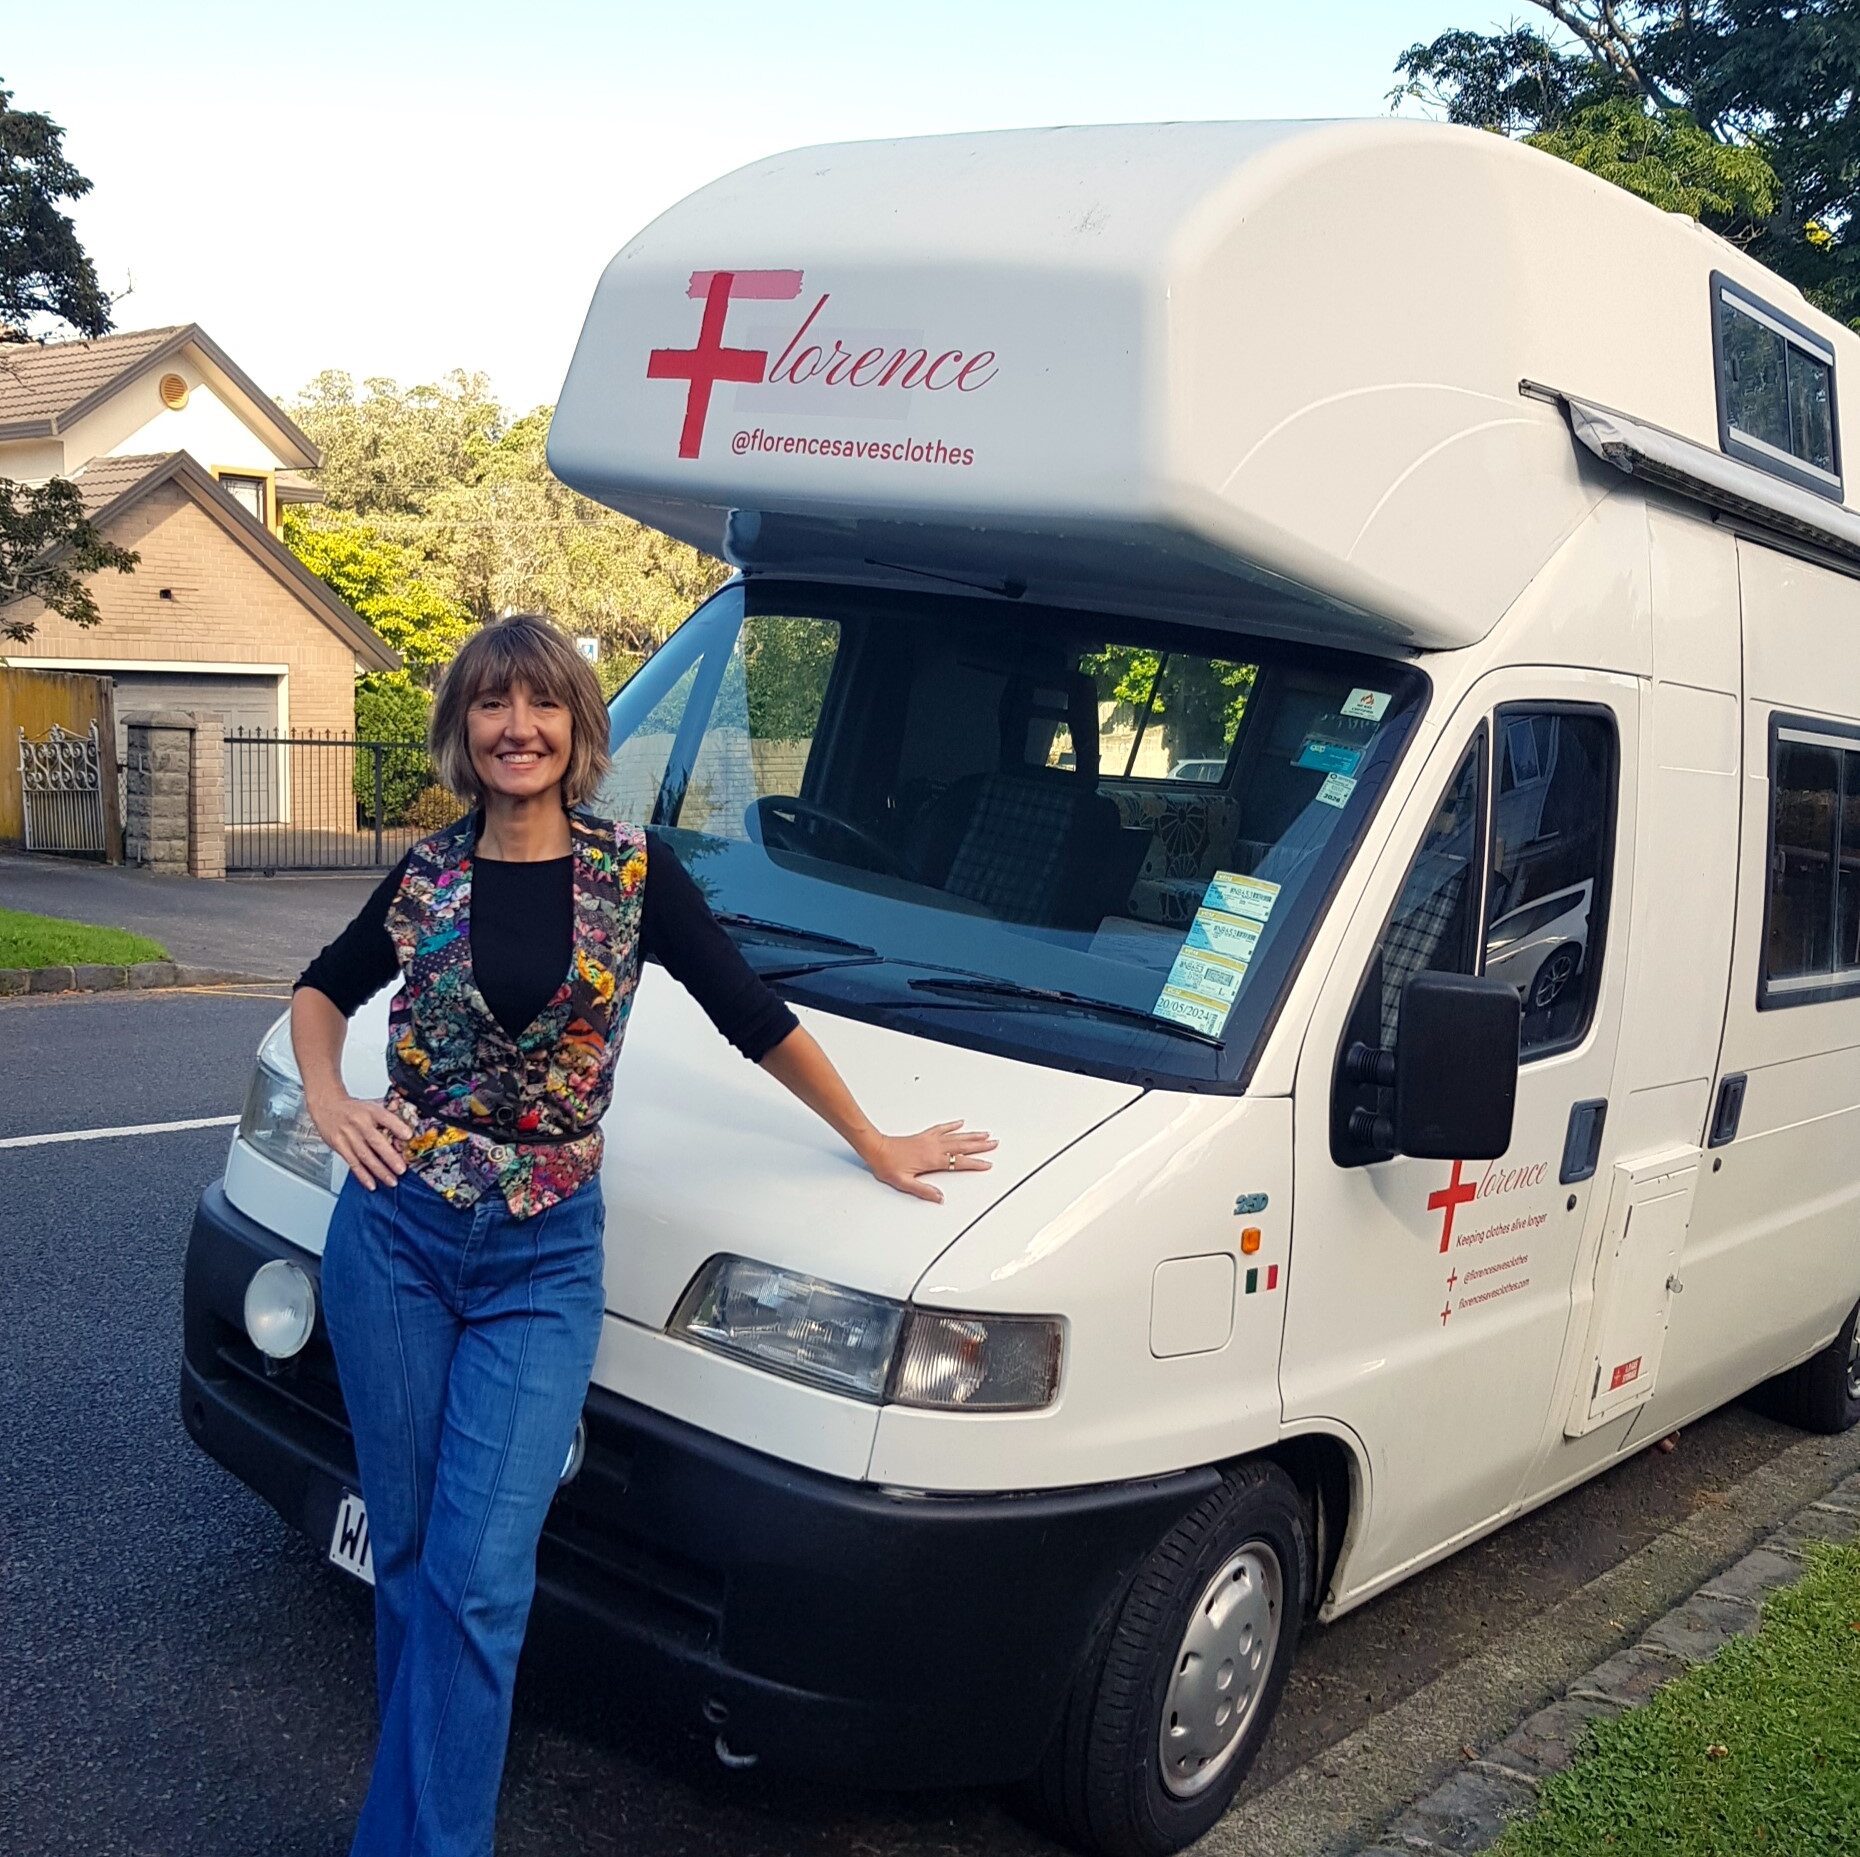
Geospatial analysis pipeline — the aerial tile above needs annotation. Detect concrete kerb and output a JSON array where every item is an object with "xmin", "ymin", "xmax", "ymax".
[
  {"xmin": 0, "ymin": 962, "xmax": 282, "ymax": 997},
  {"xmin": 1350, "ymin": 1460, "xmax": 1860, "ymax": 1857},
  {"xmin": 1200, "ymin": 1420, "xmax": 1860, "ymax": 1857}
]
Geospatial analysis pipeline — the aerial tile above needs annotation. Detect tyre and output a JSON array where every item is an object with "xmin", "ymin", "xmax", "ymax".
[
  {"xmin": 1018, "ymin": 1462, "xmax": 1310, "ymax": 1857},
  {"xmin": 1761, "ymin": 1297, "xmax": 1860, "ymax": 1434},
  {"xmin": 1527, "ymin": 942, "xmax": 1581, "ymax": 1012}
]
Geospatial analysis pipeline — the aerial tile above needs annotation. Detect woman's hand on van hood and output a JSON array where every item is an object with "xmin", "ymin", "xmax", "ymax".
[
  {"xmin": 760, "ymin": 1022, "xmax": 995, "ymax": 1204},
  {"xmin": 858, "ymin": 1120, "xmax": 998, "ymax": 1205}
]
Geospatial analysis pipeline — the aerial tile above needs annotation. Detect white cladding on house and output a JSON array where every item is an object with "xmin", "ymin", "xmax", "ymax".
[{"xmin": 550, "ymin": 118, "xmax": 1859, "ymax": 651}]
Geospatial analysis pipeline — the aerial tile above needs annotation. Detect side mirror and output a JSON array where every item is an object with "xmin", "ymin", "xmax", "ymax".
[
  {"xmin": 1392, "ymin": 971, "xmax": 1520, "ymax": 1158},
  {"xmin": 1343, "ymin": 971, "xmax": 1520, "ymax": 1161}
]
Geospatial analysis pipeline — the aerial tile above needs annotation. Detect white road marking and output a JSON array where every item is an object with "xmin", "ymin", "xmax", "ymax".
[{"xmin": 0, "ymin": 1113, "xmax": 239, "ymax": 1150}]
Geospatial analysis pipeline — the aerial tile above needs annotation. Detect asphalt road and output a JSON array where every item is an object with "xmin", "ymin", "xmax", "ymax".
[
  {"xmin": 0, "ymin": 852, "xmax": 379, "ymax": 978},
  {"xmin": 0, "ymin": 988, "xmax": 1812, "ymax": 1857}
]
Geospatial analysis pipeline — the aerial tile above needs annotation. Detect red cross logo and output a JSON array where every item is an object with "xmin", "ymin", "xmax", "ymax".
[
  {"xmin": 1445, "ymin": 1267, "xmax": 1459, "ymax": 1292},
  {"xmin": 1428, "ymin": 1159, "xmax": 1477, "ymax": 1255},
  {"xmin": 647, "ymin": 268, "xmax": 803, "ymax": 459}
]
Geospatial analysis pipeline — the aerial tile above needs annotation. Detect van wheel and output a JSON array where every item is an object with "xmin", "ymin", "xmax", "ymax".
[
  {"xmin": 1018, "ymin": 1463, "xmax": 1309, "ymax": 1857},
  {"xmin": 1762, "ymin": 1298, "xmax": 1860, "ymax": 1434}
]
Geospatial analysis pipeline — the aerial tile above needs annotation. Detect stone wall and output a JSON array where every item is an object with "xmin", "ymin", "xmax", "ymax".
[{"xmin": 124, "ymin": 710, "xmax": 225, "ymax": 879}]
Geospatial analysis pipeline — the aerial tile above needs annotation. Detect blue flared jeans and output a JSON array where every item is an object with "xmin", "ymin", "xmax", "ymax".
[{"xmin": 320, "ymin": 1165, "xmax": 606, "ymax": 1857}]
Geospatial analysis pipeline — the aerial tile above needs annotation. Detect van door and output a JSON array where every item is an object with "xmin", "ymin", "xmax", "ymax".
[
  {"xmin": 1283, "ymin": 669, "xmax": 1636, "ymax": 1601},
  {"xmin": 1643, "ymin": 540, "xmax": 1860, "ymax": 1423}
]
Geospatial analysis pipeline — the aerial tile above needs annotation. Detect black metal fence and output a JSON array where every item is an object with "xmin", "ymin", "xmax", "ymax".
[{"xmin": 224, "ymin": 730, "xmax": 464, "ymax": 872}]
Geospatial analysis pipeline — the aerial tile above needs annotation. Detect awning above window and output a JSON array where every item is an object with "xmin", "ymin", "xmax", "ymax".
[{"xmin": 1530, "ymin": 380, "xmax": 1860, "ymax": 571}]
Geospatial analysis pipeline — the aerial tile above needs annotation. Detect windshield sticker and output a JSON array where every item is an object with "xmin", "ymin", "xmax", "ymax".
[
  {"xmin": 1342, "ymin": 688, "xmax": 1392, "ymax": 723},
  {"xmin": 1294, "ymin": 738, "xmax": 1363, "ymax": 776},
  {"xmin": 1203, "ymin": 871, "xmax": 1281, "ymax": 923},
  {"xmin": 1186, "ymin": 909, "xmax": 1263, "ymax": 964},
  {"xmin": 1316, "ymin": 772, "xmax": 1357, "ymax": 810},
  {"xmin": 1152, "ymin": 872, "xmax": 1283, "ymax": 1034},
  {"xmin": 1167, "ymin": 950, "xmax": 1247, "ymax": 1005},
  {"xmin": 1156, "ymin": 965, "xmax": 1243, "ymax": 1036}
]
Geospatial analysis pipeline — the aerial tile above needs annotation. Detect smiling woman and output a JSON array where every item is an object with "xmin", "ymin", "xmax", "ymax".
[{"xmin": 283, "ymin": 611, "xmax": 992, "ymax": 1857}]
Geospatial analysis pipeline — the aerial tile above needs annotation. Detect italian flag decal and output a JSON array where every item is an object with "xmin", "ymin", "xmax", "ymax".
[{"xmin": 1245, "ymin": 1265, "xmax": 1281, "ymax": 1295}]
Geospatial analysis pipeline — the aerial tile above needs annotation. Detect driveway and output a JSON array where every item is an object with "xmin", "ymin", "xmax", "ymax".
[
  {"xmin": 0, "ymin": 852, "xmax": 380, "ymax": 978},
  {"xmin": 3, "ymin": 985, "xmax": 1846, "ymax": 1857}
]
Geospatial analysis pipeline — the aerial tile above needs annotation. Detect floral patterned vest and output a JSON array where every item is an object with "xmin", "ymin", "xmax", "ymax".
[{"xmin": 383, "ymin": 806, "xmax": 647, "ymax": 1217}]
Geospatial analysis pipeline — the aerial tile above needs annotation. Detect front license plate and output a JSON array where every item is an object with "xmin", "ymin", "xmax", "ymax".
[{"xmin": 329, "ymin": 1490, "xmax": 376, "ymax": 1586}]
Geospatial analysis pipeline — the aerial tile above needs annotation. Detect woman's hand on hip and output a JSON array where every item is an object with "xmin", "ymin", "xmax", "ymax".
[
  {"xmin": 308, "ymin": 1089, "xmax": 409, "ymax": 1190},
  {"xmin": 862, "ymin": 1120, "xmax": 996, "ymax": 1204}
]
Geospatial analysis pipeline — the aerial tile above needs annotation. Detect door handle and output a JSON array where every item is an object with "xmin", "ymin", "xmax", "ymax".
[
  {"xmin": 1708, "ymin": 1074, "xmax": 1747, "ymax": 1149},
  {"xmin": 1560, "ymin": 1098, "xmax": 1608, "ymax": 1185}
]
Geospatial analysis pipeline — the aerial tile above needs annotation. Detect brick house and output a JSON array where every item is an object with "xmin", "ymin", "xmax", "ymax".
[{"xmin": 0, "ymin": 325, "xmax": 398, "ymax": 821}]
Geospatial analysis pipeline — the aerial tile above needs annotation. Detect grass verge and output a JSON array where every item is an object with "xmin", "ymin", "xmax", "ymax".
[
  {"xmin": 1490, "ymin": 1542, "xmax": 1860, "ymax": 1855},
  {"xmin": 0, "ymin": 906, "xmax": 169, "ymax": 969}
]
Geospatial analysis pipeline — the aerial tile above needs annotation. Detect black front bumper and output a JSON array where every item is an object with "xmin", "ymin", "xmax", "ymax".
[{"xmin": 181, "ymin": 1181, "xmax": 1216, "ymax": 1787}]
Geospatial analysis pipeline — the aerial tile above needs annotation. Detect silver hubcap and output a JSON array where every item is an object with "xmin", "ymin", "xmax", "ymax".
[
  {"xmin": 1846, "ymin": 1323, "xmax": 1859, "ymax": 1402},
  {"xmin": 1158, "ymin": 1541, "xmax": 1283, "ymax": 1799}
]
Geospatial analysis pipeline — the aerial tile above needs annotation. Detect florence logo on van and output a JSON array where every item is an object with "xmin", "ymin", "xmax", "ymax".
[{"xmin": 646, "ymin": 269, "xmax": 1001, "ymax": 459}]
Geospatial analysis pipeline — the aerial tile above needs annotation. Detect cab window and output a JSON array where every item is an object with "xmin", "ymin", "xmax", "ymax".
[
  {"xmin": 1370, "ymin": 706, "xmax": 1616, "ymax": 1060},
  {"xmin": 1377, "ymin": 739, "xmax": 1483, "ymax": 1046},
  {"xmin": 1483, "ymin": 709, "xmax": 1615, "ymax": 1054}
]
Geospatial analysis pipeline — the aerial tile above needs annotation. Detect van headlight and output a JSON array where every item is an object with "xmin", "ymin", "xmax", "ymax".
[
  {"xmin": 238, "ymin": 1014, "xmax": 334, "ymax": 1189},
  {"xmin": 669, "ymin": 1257, "xmax": 1062, "ymax": 1411}
]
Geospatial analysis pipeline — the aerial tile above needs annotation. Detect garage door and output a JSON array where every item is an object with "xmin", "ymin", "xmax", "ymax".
[{"xmin": 109, "ymin": 672, "xmax": 284, "ymax": 824}]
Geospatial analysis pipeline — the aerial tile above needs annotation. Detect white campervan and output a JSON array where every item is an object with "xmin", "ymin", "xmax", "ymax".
[{"xmin": 182, "ymin": 120, "xmax": 1860, "ymax": 1857}]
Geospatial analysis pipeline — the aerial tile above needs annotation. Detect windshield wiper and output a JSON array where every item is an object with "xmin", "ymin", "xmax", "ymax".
[
  {"xmin": 713, "ymin": 914, "xmax": 879, "ymax": 959},
  {"xmin": 905, "ymin": 974, "xmax": 1223, "ymax": 1047}
]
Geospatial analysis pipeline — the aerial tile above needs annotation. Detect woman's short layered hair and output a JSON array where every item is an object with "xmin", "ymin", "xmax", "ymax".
[{"xmin": 430, "ymin": 614, "xmax": 612, "ymax": 808}]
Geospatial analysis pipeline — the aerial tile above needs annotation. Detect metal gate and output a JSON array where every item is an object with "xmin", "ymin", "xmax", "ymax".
[
  {"xmin": 225, "ymin": 729, "xmax": 461, "ymax": 871},
  {"xmin": 18, "ymin": 722, "xmax": 109, "ymax": 858}
]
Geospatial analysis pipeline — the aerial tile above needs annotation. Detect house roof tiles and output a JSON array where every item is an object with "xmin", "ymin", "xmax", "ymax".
[
  {"xmin": 0, "ymin": 327, "xmax": 191, "ymax": 426},
  {"xmin": 55, "ymin": 449, "xmax": 398, "ymax": 673},
  {"xmin": 69, "ymin": 451, "xmax": 181, "ymax": 518},
  {"xmin": 0, "ymin": 324, "xmax": 319, "ymax": 466}
]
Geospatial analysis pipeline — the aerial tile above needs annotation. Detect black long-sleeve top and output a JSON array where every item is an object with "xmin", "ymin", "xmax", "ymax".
[{"xmin": 294, "ymin": 830, "xmax": 798, "ymax": 1061}]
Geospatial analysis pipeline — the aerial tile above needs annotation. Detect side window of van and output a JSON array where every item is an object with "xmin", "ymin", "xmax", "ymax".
[
  {"xmin": 1484, "ymin": 709, "xmax": 1616, "ymax": 1055},
  {"xmin": 1377, "ymin": 740, "xmax": 1484, "ymax": 1046},
  {"xmin": 1371, "ymin": 708, "xmax": 1617, "ymax": 1058},
  {"xmin": 1762, "ymin": 720, "xmax": 1860, "ymax": 1003},
  {"xmin": 597, "ymin": 610, "xmax": 843, "ymax": 837},
  {"xmin": 602, "ymin": 660, "xmax": 702, "ymax": 823},
  {"xmin": 682, "ymin": 616, "xmax": 842, "ymax": 838}
]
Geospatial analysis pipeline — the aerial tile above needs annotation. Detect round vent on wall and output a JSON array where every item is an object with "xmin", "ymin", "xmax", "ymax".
[{"xmin": 159, "ymin": 373, "xmax": 190, "ymax": 410}]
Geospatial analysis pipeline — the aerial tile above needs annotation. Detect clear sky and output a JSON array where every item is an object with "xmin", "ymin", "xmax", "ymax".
[{"xmin": 7, "ymin": 0, "xmax": 1504, "ymax": 414}]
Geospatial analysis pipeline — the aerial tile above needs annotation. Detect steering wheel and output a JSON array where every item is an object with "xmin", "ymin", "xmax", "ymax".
[{"xmin": 749, "ymin": 795, "xmax": 911, "ymax": 878}]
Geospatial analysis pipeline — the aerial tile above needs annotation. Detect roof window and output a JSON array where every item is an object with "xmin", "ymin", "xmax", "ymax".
[{"xmin": 1712, "ymin": 271, "xmax": 1842, "ymax": 501}]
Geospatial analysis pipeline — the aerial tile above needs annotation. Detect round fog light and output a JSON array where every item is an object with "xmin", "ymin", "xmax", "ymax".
[{"xmin": 244, "ymin": 1259, "xmax": 316, "ymax": 1360}]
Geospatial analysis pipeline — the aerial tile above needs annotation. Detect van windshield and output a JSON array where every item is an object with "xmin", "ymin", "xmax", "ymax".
[{"xmin": 601, "ymin": 581, "xmax": 1424, "ymax": 1089}]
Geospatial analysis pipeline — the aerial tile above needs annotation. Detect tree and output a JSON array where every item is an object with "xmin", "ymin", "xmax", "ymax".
[
  {"xmin": 1528, "ymin": 94, "xmax": 1780, "ymax": 229},
  {"xmin": 0, "ymin": 475, "xmax": 139, "ymax": 642},
  {"xmin": 281, "ymin": 508, "xmax": 473, "ymax": 672},
  {"xmin": 288, "ymin": 375, "xmax": 730, "ymax": 663},
  {"xmin": 1393, "ymin": 2, "xmax": 1860, "ymax": 328},
  {"xmin": 0, "ymin": 81, "xmax": 111, "ymax": 337},
  {"xmin": 353, "ymin": 669, "xmax": 435, "ymax": 823},
  {"xmin": 420, "ymin": 411, "xmax": 728, "ymax": 654},
  {"xmin": 0, "ymin": 81, "xmax": 136, "ymax": 645},
  {"xmin": 289, "ymin": 370, "xmax": 501, "ymax": 520},
  {"xmin": 1081, "ymin": 647, "xmax": 1256, "ymax": 766}
]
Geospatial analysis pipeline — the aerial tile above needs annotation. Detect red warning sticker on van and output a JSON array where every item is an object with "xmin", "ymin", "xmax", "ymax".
[{"xmin": 1609, "ymin": 1357, "xmax": 1642, "ymax": 1391}]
